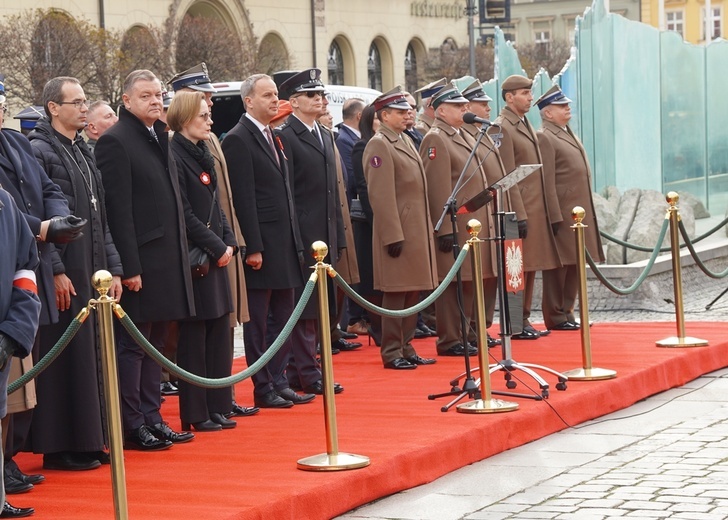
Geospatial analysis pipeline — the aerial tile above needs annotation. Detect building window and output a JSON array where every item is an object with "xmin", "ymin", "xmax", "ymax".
[
  {"xmin": 701, "ymin": 6, "xmax": 722, "ymax": 41},
  {"xmin": 666, "ymin": 10, "xmax": 684, "ymax": 38},
  {"xmin": 564, "ymin": 16, "xmax": 577, "ymax": 44},
  {"xmin": 327, "ymin": 40, "xmax": 344, "ymax": 85},
  {"xmin": 404, "ymin": 44, "xmax": 417, "ymax": 94},
  {"xmin": 533, "ymin": 20, "xmax": 551, "ymax": 50},
  {"xmin": 368, "ymin": 43, "xmax": 382, "ymax": 91}
]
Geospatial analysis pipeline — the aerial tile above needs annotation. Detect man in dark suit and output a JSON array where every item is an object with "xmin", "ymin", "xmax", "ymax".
[
  {"xmin": 276, "ymin": 68, "xmax": 346, "ymax": 395},
  {"xmin": 222, "ymin": 73, "xmax": 314, "ymax": 408},
  {"xmin": 95, "ymin": 69, "xmax": 195, "ymax": 450},
  {"xmin": 335, "ymin": 98, "xmax": 364, "ymax": 202}
]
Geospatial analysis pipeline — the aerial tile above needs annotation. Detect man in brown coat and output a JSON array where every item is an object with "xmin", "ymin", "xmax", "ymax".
[
  {"xmin": 363, "ymin": 87, "xmax": 438, "ymax": 369},
  {"xmin": 414, "ymin": 78, "xmax": 446, "ymax": 136},
  {"xmin": 536, "ymin": 85, "xmax": 604, "ymax": 330},
  {"xmin": 420, "ymin": 84, "xmax": 493, "ymax": 357},
  {"xmin": 495, "ymin": 75, "xmax": 562, "ymax": 340}
]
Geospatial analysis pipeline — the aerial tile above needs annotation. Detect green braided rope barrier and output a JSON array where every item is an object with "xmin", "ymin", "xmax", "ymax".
[
  {"xmin": 333, "ymin": 244, "xmax": 470, "ymax": 317},
  {"xmin": 678, "ymin": 220, "xmax": 728, "ymax": 279},
  {"xmin": 117, "ymin": 276, "xmax": 317, "ymax": 389},
  {"xmin": 586, "ymin": 218, "xmax": 670, "ymax": 295},
  {"xmin": 600, "ymin": 214, "xmax": 728, "ymax": 252},
  {"xmin": 8, "ymin": 314, "xmax": 84, "ymax": 394}
]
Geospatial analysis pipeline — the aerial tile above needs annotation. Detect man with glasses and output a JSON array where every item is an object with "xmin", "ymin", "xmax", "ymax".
[
  {"xmin": 95, "ymin": 70, "xmax": 195, "ymax": 451},
  {"xmin": 275, "ymin": 68, "xmax": 346, "ymax": 395},
  {"xmin": 0, "ymin": 73, "xmax": 84, "ymax": 518},
  {"xmin": 26, "ymin": 76, "xmax": 123, "ymax": 471}
]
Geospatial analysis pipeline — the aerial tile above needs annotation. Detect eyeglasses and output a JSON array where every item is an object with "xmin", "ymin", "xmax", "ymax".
[
  {"xmin": 295, "ymin": 91, "xmax": 322, "ymax": 99},
  {"xmin": 199, "ymin": 112, "xmax": 211, "ymax": 121},
  {"xmin": 57, "ymin": 99, "xmax": 89, "ymax": 109}
]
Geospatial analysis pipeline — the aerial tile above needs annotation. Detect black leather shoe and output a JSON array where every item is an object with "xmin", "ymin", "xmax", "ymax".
[
  {"xmin": 277, "ymin": 387, "xmax": 316, "ymax": 404},
  {"xmin": 149, "ymin": 422, "xmax": 194, "ymax": 444},
  {"xmin": 160, "ymin": 381, "xmax": 179, "ymax": 395},
  {"xmin": 89, "ymin": 451, "xmax": 110, "ymax": 465},
  {"xmin": 1, "ymin": 501, "xmax": 34, "ymax": 518},
  {"xmin": 550, "ymin": 321, "xmax": 580, "ymax": 331},
  {"xmin": 5, "ymin": 460, "xmax": 43, "ymax": 486},
  {"xmin": 124, "ymin": 425, "xmax": 172, "ymax": 451},
  {"xmin": 384, "ymin": 358, "xmax": 417, "ymax": 369},
  {"xmin": 415, "ymin": 324, "xmax": 437, "ymax": 338},
  {"xmin": 512, "ymin": 327, "xmax": 540, "ymax": 340},
  {"xmin": 124, "ymin": 424, "xmax": 172, "ymax": 451},
  {"xmin": 413, "ymin": 327, "xmax": 429, "ymax": 339},
  {"xmin": 255, "ymin": 390, "xmax": 294, "ymax": 408},
  {"xmin": 339, "ymin": 330, "xmax": 359, "ymax": 340},
  {"xmin": 43, "ymin": 452, "xmax": 101, "ymax": 471},
  {"xmin": 209, "ymin": 413, "xmax": 237, "ymax": 429},
  {"xmin": 3, "ymin": 474, "xmax": 31, "ymax": 495},
  {"xmin": 303, "ymin": 380, "xmax": 344, "ymax": 395},
  {"xmin": 334, "ymin": 338, "xmax": 362, "ymax": 351},
  {"xmin": 440, "ymin": 343, "xmax": 478, "ymax": 356},
  {"xmin": 316, "ymin": 343, "xmax": 340, "ymax": 355},
  {"xmin": 487, "ymin": 335, "xmax": 501, "ymax": 348},
  {"xmin": 181, "ymin": 419, "xmax": 221, "ymax": 432},
  {"xmin": 405, "ymin": 355, "xmax": 437, "ymax": 365},
  {"xmin": 225, "ymin": 402, "xmax": 260, "ymax": 418}
]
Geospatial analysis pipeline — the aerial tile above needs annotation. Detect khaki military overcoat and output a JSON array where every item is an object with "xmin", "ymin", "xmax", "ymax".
[{"xmin": 363, "ymin": 125, "xmax": 437, "ymax": 292}]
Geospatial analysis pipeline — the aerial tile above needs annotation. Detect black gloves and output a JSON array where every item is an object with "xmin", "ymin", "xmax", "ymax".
[
  {"xmin": 437, "ymin": 234, "xmax": 455, "ymax": 253},
  {"xmin": 387, "ymin": 241, "xmax": 404, "ymax": 258},
  {"xmin": 551, "ymin": 223, "xmax": 560, "ymax": 236},
  {"xmin": 517, "ymin": 220, "xmax": 528, "ymax": 239},
  {"xmin": 0, "ymin": 332, "xmax": 19, "ymax": 372},
  {"xmin": 46, "ymin": 215, "xmax": 87, "ymax": 244}
]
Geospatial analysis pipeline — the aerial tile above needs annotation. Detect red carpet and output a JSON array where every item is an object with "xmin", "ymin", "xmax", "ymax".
[{"xmin": 13, "ymin": 321, "xmax": 728, "ymax": 519}]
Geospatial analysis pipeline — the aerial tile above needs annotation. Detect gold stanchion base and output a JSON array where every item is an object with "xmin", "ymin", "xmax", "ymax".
[
  {"xmin": 297, "ymin": 452, "xmax": 370, "ymax": 471},
  {"xmin": 656, "ymin": 336, "xmax": 709, "ymax": 348},
  {"xmin": 456, "ymin": 399, "xmax": 519, "ymax": 414},
  {"xmin": 561, "ymin": 367, "xmax": 617, "ymax": 381}
]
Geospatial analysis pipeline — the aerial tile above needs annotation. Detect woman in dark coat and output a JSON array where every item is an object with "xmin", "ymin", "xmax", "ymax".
[
  {"xmin": 167, "ymin": 91, "xmax": 237, "ymax": 431},
  {"xmin": 351, "ymin": 105, "xmax": 382, "ymax": 344}
]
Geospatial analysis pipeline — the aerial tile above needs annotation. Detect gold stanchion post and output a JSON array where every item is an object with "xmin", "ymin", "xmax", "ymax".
[
  {"xmin": 561, "ymin": 208, "xmax": 617, "ymax": 381},
  {"xmin": 457, "ymin": 220, "xmax": 518, "ymax": 413},
  {"xmin": 91, "ymin": 270, "xmax": 128, "ymax": 520},
  {"xmin": 656, "ymin": 192, "xmax": 709, "ymax": 347},
  {"xmin": 297, "ymin": 241, "xmax": 369, "ymax": 471}
]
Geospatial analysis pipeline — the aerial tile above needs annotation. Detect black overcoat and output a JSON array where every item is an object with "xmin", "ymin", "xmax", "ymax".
[
  {"xmin": 95, "ymin": 107, "xmax": 195, "ymax": 323},
  {"xmin": 222, "ymin": 115, "xmax": 303, "ymax": 290},
  {"xmin": 170, "ymin": 136, "xmax": 235, "ymax": 321},
  {"xmin": 276, "ymin": 116, "xmax": 345, "ymax": 319}
]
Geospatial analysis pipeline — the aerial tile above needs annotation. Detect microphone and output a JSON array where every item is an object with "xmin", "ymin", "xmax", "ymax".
[{"xmin": 463, "ymin": 112, "xmax": 492, "ymax": 126}]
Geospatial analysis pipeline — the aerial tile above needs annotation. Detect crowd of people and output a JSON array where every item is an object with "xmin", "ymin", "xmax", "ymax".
[{"xmin": 0, "ymin": 61, "xmax": 603, "ymax": 518}]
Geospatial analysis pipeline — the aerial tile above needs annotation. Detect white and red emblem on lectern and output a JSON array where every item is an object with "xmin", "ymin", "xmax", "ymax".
[{"xmin": 504, "ymin": 239, "xmax": 524, "ymax": 293}]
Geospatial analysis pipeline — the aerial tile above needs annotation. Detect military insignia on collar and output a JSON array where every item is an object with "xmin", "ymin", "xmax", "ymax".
[
  {"xmin": 427, "ymin": 147, "xmax": 436, "ymax": 160},
  {"xmin": 370, "ymin": 156, "xmax": 382, "ymax": 168},
  {"xmin": 200, "ymin": 172, "xmax": 211, "ymax": 185}
]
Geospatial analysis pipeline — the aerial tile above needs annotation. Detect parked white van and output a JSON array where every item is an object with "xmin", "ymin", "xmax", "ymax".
[{"xmin": 209, "ymin": 81, "xmax": 380, "ymax": 138}]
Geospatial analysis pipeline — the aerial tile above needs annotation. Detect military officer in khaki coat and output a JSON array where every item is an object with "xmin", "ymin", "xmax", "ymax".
[
  {"xmin": 420, "ymin": 84, "xmax": 494, "ymax": 357},
  {"xmin": 414, "ymin": 78, "xmax": 446, "ymax": 136},
  {"xmin": 536, "ymin": 85, "xmax": 604, "ymax": 330},
  {"xmin": 364, "ymin": 87, "xmax": 438, "ymax": 370},
  {"xmin": 455, "ymin": 76, "xmax": 527, "ymax": 347},
  {"xmin": 495, "ymin": 74, "xmax": 563, "ymax": 339}
]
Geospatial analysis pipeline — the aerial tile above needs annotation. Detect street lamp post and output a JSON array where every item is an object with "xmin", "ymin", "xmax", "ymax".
[{"xmin": 466, "ymin": 0, "xmax": 477, "ymax": 77}]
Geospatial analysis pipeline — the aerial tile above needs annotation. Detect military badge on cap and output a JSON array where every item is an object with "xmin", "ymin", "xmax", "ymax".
[
  {"xmin": 535, "ymin": 85, "xmax": 572, "ymax": 110},
  {"xmin": 372, "ymin": 86, "xmax": 411, "ymax": 112},
  {"xmin": 170, "ymin": 62, "xmax": 217, "ymax": 93}
]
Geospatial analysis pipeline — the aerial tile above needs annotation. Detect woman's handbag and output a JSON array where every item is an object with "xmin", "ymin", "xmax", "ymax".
[
  {"xmin": 349, "ymin": 197, "xmax": 367, "ymax": 222},
  {"xmin": 189, "ymin": 187, "xmax": 218, "ymax": 279}
]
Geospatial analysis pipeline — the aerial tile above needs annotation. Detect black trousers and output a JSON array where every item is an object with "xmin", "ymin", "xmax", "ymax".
[
  {"xmin": 177, "ymin": 315, "xmax": 233, "ymax": 424},
  {"xmin": 244, "ymin": 288, "xmax": 294, "ymax": 398}
]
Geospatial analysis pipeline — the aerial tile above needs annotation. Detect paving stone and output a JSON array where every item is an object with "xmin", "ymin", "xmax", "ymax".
[{"xmin": 621, "ymin": 500, "xmax": 671, "ymax": 510}]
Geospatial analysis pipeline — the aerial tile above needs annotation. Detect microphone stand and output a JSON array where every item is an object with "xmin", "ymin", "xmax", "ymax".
[{"xmin": 428, "ymin": 124, "xmax": 502, "ymax": 411}]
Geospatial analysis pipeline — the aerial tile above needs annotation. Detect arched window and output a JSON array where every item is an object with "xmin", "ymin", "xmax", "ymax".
[
  {"xmin": 367, "ymin": 43, "xmax": 382, "ymax": 91},
  {"xmin": 404, "ymin": 44, "xmax": 418, "ymax": 94},
  {"xmin": 327, "ymin": 40, "xmax": 344, "ymax": 85}
]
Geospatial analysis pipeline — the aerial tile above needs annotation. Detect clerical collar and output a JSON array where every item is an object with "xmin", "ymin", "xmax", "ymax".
[{"xmin": 52, "ymin": 127, "xmax": 76, "ymax": 146}]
